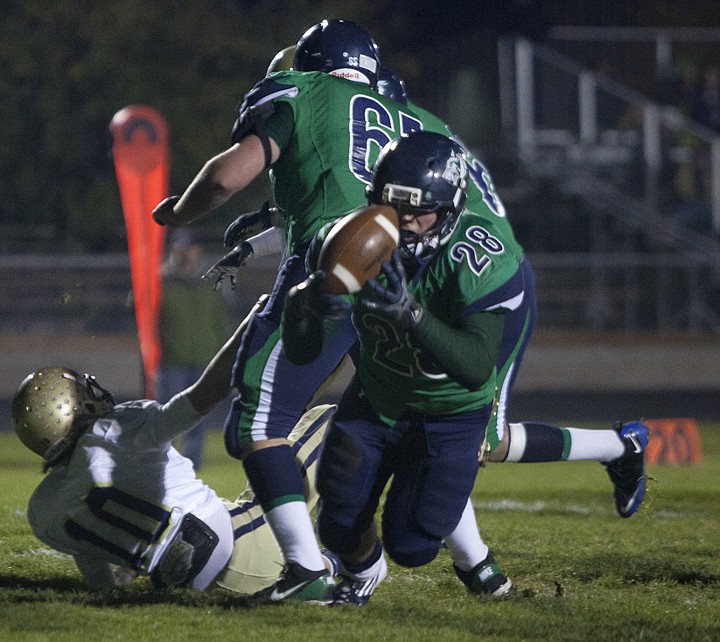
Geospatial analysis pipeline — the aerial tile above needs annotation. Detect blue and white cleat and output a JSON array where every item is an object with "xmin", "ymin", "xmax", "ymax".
[
  {"xmin": 604, "ymin": 421, "xmax": 650, "ymax": 518},
  {"xmin": 331, "ymin": 557, "xmax": 387, "ymax": 607}
]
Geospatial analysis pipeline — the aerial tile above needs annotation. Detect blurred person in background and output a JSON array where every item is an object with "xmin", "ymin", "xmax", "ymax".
[
  {"xmin": 157, "ymin": 229, "xmax": 231, "ymax": 470},
  {"xmin": 691, "ymin": 65, "xmax": 720, "ymax": 133}
]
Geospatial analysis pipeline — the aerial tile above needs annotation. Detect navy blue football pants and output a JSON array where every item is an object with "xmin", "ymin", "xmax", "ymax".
[{"xmin": 316, "ymin": 376, "xmax": 493, "ymax": 568}]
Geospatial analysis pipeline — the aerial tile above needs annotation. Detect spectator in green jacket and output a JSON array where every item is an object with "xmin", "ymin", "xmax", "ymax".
[{"xmin": 157, "ymin": 229, "xmax": 231, "ymax": 469}]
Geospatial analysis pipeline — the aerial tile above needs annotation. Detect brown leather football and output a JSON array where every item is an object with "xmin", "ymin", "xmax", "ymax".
[{"xmin": 318, "ymin": 204, "xmax": 400, "ymax": 294}]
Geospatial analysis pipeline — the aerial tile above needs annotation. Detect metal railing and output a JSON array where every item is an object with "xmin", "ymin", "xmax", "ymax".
[
  {"xmin": 499, "ymin": 37, "xmax": 720, "ymax": 232},
  {"xmin": 0, "ymin": 253, "xmax": 276, "ymax": 336},
  {"xmin": 492, "ymin": 37, "xmax": 720, "ymax": 332},
  {"xmin": 546, "ymin": 26, "xmax": 720, "ymax": 80},
  {"xmin": 0, "ymin": 250, "xmax": 717, "ymax": 334},
  {"xmin": 529, "ymin": 251, "xmax": 720, "ymax": 331}
]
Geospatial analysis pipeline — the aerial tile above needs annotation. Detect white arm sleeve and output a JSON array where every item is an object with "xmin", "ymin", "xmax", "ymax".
[
  {"xmin": 245, "ymin": 226, "xmax": 286, "ymax": 258},
  {"xmin": 149, "ymin": 392, "xmax": 203, "ymax": 444}
]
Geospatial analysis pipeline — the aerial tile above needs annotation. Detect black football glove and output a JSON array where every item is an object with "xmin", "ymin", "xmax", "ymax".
[
  {"xmin": 360, "ymin": 250, "xmax": 424, "ymax": 330},
  {"xmin": 287, "ymin": 271, "xmax": 352, "ymax": 322},
  {"xmin": 202, "ymin": 242, "xmax": 253, "ymax": 290},
  {"xmin": 223, "ymin": 200, "xmax": 280, "ymax": 248},
  {"xmin": 283, "ymin": 272, "xmax": 350, "ymax": 365}
]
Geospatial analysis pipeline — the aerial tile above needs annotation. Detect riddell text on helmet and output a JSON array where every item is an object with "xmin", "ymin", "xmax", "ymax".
[{"xmin": 330, "ymin": 69, "xmax": 368, "ymax": 83}]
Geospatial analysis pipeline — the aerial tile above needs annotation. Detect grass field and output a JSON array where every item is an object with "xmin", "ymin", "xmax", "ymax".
[{"xmin": 1, "ymin": 423, "xmax": 718, "ymax": 641}]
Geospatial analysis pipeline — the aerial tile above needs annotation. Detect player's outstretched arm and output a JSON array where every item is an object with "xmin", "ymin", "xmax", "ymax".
[
  {"xmin": 152, "ymin": 135, "xmax": 279, "ymax": 226},
  {"xmin": 203, "ymin": 226, "xmax": 286, "ymax": 290},
  {"xmin": 223, "ymin": 200, "xmax": 283, "ymax": 248}
]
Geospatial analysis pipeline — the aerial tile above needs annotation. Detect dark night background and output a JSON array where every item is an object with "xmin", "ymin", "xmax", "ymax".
[
  {"xmin": 2, "ymin": 1, "xmax": 720, "ymax": 421},
  {"xmin": 2, "ymin": 0, "xmax": 720, "ymax": 251}
]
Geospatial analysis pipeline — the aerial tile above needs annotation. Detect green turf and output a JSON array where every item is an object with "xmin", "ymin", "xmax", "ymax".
[{"xmin": 1, "ymin": 424, "xmax": 718, "ymax": 641}]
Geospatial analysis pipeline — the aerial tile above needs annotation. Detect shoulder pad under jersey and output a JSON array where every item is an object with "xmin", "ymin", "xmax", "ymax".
[{"xmin": 231, "ymin": 76, "xmax": 299, "ymax": 144}]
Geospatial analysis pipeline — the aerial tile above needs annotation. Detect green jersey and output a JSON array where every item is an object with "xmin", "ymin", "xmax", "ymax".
[
  {"xmin": 233, "ymin": 71, "xmax": 522, "ymax": 257},
  {"xmin": 353, "ymin": 207, "xmax": 524, "ymax": 426},
  {"xmin": 233, "ymin": 71, "xmax": 413, "ymax": 252}
]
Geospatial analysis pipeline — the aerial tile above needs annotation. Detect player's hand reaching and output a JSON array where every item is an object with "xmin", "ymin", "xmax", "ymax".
[
  {"xmin": 282, "ymin": 271, "xmax": 351, "ymax": 366},
  {"xmin": 287, "ymin": 271, "xmax": 352, "ymax": 322},
  {"xmin": 152, "ymin": 195, "xmax": 181, "ymax": 226},
  {"xmin": 223, "ymin": 200, "xmax": 280, "ymax": 248},
  {"xmin": 360, "ymin": 250, "xmax": 424, "ymax": 330},
  {"xmin": 202, "ymin": 242, "xmax": 254, "ymax": 290}
]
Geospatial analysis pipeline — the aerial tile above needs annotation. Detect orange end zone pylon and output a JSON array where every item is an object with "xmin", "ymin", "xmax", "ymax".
[
  {"xmin": 644, "ymin": 418, "xmax": 703, "ymax": 465},
  {"xmin": 110, "ymin": 105, "xmax": 169, "ymax": 398}
]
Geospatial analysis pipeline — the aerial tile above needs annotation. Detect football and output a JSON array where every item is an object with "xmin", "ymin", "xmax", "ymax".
[{"xmin": 318, "ymin": 204, "xmax": 400, "ymax": 294}]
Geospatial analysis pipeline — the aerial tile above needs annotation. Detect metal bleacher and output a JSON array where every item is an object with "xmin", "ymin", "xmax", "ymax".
[
  {"xmin": 494, "ymin": 35, "xmax": 720, "ymax": 332},
  {"xmin": 0, "ymin": 248, "xmax": 277, "ymax": 336}
]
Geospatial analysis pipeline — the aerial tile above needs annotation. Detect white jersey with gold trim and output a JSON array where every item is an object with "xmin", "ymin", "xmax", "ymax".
[{"xmin": 27, "ymin": 392, "xmax": 233, "ymax": 591}]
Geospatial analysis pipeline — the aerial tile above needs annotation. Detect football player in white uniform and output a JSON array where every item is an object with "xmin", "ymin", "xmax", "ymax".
[{"xmin": 12, "ymin": 298, "xmax": 334, "ymax": 598}]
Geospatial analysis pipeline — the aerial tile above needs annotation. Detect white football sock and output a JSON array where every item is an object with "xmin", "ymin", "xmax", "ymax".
[
  {"xmin": 566, "ymin": 428, "xmax": 625, "ymax": 462},
  {"xmin": 506, "ymin": 422, "xmax": 626, "ymax": 463},
  {"xmin": 443, "ymin": 499, "xmax": 489, "ymax": 572},
  {"xmin": 265, "ymin": 501, "xmax": 324, "ymax": 571},
  {"xmin": 348, "ymin": 551, "xmax": 388, "ymax": 583}
]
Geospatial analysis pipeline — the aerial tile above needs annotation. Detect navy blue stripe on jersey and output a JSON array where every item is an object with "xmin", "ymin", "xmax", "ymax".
[
  {"xmin": 233, "ymin": 518, "xmax": 267, "ymax": 540},
  {"xmin": 226, "ymin": 494, "xmax": 268, "ymax": 540},
  {"xmin": 464, "ymin": 259, "xmax": 526, "ymax": 316},
  {"xmin": 85, "ymin": 486, "xmax": 171, "ymax": 540},
  {"xmin": 231, "ymin": 76, "xmax": 299, "ymax": 144},
  {"xmin": 241, "ymin": 77, "xmax": 299, "ymax": 110},
  {"xmin": 494, "ymin": 260, "xmax": 537, "ymax": 379},
  {"xmin": 65, "ymin": 519, "xmax": 145, "ymax": 568}
]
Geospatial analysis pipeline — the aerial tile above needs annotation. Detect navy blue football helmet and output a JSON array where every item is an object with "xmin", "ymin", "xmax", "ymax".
[
  {"xmin": 294, "ymin": 19, "xmax": 381, "ymax": 87},
  {"xmin": 377, "ymin": 66, "xmax": 408, "ymax": 105},
  {"xmin": 367, "ymin": 131, "xmax": 468, "ymax": 258}
]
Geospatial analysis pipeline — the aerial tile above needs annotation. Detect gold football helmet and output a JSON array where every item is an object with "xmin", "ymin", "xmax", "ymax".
[
  {"xmin": 266, "ymin": 46, "xmax": 295, "ymax": 75},
  {"xmin": 12, "ymin": 366, "xmax": 114, "ymax": 468}
]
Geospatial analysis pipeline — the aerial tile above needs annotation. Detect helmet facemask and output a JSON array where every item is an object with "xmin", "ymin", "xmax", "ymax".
[
  {"xmin": 397, "ymin": 205, "xmax": 461, "ymax": 260},
  {"xmin": 370, "ymin": 138, "xmax": 468, "ymax": 260}
]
